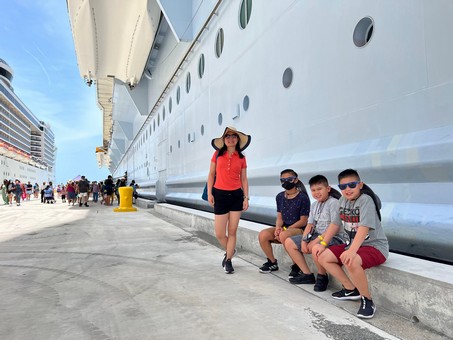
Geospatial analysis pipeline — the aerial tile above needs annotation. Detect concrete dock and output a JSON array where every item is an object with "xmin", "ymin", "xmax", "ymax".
[{"xmin": 0, "ymin": 199, "xmax": 450, "ymax": 340}]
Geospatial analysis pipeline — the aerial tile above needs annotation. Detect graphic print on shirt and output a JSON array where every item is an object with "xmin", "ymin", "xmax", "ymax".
[{"xmin": 340, "ymin": 203, "xmax": 369, "ymax": 244}]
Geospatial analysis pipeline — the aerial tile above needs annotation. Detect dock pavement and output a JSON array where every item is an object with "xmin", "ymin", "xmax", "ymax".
[{"xmin": 0, "ymin": 198, "xmax": 448, "ymax": 340}]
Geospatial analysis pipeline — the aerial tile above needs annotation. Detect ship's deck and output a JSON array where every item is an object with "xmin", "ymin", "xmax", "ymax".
[{"xmin": 0, "ymin": 198, "xmax": 449, "ymax": 339}]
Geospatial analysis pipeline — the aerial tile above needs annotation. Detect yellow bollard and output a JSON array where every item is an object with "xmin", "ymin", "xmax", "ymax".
[{"xmin": 113, "ymin": 186, "xmax": 137, "ymax": 212}]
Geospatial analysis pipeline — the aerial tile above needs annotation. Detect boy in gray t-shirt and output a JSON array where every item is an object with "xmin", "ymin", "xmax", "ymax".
[
  {"xmin": 285, "ymin": 175, "xmax": 345, "ymax": 291},
  {"xmin": 318, "ymin": 169, "xmax": 389, "ymax": 319}
]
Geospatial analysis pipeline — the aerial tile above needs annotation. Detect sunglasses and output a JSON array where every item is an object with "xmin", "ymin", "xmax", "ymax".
[
  {"xmin": 338, "ymin": 181, "xmax": 360, "ymax": 190},
  {"xmin": 280, "ymin": 176, "xmax": 297, "ymax": 183},
  {"xmin": 224, "ymin": 134, "xmax": 239, "ymax": 139}
]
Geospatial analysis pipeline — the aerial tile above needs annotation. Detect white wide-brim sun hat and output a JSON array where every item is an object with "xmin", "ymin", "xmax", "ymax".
[{"xmin": 211, "ymin": 126, "xmax": 251, "ymax": 152}]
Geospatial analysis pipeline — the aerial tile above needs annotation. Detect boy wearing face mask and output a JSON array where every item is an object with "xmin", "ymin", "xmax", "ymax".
[{"xmin": 258, "ymin": 169, "xmax": 310, "ymax": 274}]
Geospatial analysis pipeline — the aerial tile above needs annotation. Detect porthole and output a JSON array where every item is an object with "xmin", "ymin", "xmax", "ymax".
[
  {"xmin": 169, "ymin": 97, "xmax": 172, "ymax": 113},
  {"xmin": 187, "ymin": 133, "xmax": 191, "ymax": 143},
  {"xmin": 243, "ymin": 95, "xmax": 250, "ymax": 111},
  {"xmin": 215, "ymin": 28, "xmax": 224, "ymax": 58},
  {"xmin": 218, "ymin": 113, "xmax": 223, "ymax": 126},
  {"xmin": 178, "ymin": 140, "xmax": 181, "ymax": 149},
  {"xmin": 201, "ymin": 124, "xmax": 205, "ymax": 136},
  {"xmin": 146, "ymin": 130, "xmax": 148, "ymax": 139},
  {"xmin": 353, "ymin": 17, "xmax": 374, "ymax": 47},
  {"xmin": 153, "ymin": 120, "xmax": 156, "ymax": 131},
  {"xmin": 158, "ymin": 113, "xmax": 160, "ymax": 126},
  {"xmin": 176, "ymin": 86, "xmax": 181, "ymax": 104},
  {"xmin": 198, "ymin": 54, "xmax": 205, "ymax": 78},
  {"xmin": 239, "ymin": 0, "xmax": 252, "ymax": 29},
  {"xmin": 170, "ymin": 145, "xmax": 172, "ymax": 153},
  {"xmin": 150, "ymin": 125, "xmax": 152, "ymax": 135},
  {"xmin": 186, "ymin": 72, "xmax": 191, "ymax": 93},
  {"xmin": 163, "ymin": 106, "xmax": 166, "ymax": 121},
  {"xmin": 282, "ymin": 67, "xmax": 293, "ymax": 88}
]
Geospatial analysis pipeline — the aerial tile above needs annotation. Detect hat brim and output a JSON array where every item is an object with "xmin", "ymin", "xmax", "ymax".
[{"xmin": 211, "ymin": 127, "xmax": 251, "ymax": 152}]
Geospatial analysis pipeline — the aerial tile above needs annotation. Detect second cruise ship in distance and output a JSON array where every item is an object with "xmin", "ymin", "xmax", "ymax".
[
  {"xmin": 0, "ymin": 58, "xmax": 56, "ymax": 184},
  {"xmin": 67, "ymin": 0, "xmax": 453, "ymax": 264}
]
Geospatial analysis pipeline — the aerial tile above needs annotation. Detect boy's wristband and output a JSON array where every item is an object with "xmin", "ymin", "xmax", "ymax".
[
  {"xmin": 318, "ymin": 235, "xmax": 324, "ymax": 241},
  {"xmin": 320, "ymin": 241, "xmax": 328, "ymax": 247}
]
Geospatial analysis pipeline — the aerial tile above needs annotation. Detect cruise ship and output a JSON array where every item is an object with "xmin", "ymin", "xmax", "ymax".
[
  {"xmin": 0, "ymin": 58, "xmax": 56, "ymax": 184},
  {"xmin": 67, "ymin": 0, "xmax": 453, "ymax": 264}
]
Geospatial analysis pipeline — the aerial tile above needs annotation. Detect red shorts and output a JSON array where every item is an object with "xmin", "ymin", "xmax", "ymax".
[{"xmin": 329, "ymin": 244, "xmax": 386, "ymax": 269}]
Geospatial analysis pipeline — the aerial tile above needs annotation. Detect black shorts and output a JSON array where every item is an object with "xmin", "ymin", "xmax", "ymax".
[{"xmin": 213, "ymin": 187, "xmax": 244, "ymax": 215}]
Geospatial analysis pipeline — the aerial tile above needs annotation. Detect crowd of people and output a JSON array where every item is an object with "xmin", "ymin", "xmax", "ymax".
[{"xmin": 0, "ymin": 176, "xmax": 139, "ymax": 207}]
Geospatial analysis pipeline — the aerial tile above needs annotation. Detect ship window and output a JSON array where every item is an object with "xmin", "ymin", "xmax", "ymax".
[
  {"xmin": 218, "ymin": 113, "xmax": 223, "ymax": 125},
  {"xmin": 176, "ymin": 86, "xmax": 181, "ymax": 104},
  {"xmin": 146, "ymin": 130, "xmax": 148, "ymax": 139},
  {"xmin": 201, "ymin": 124, "xmax": 205, "ymax": 136},
  {"xmin": 158, "ymin": 113, "xmax": 160, "ymax": 126},
  {"xmin": 353, "ymin": 17, "xmax": 374, "ymax": 47},
  {"xmin": 170, "ymin": 145, "xmax": 172, "ymax": 153},
  {"xmin": 239, "ymin": 0, "xmax": 252, "ymax": 29},
  {"xmin": 178, "ymin": 140, "xmax": 181, "ymax": 148},
  {"xmin": 215, "ymin": 28, "xmax": 224, "ymax": 58},
  {"xmin": 282, "ymin": 67, "xmax": 293, "ymax": 88},
  {"xmin": 163, "ymin": 106, "xmax": 166, "ymax": 121},
  {"xmin": 243, "ymin": 95, "xmax": 250, "ymax": 111},
  {"xmin": 186, "ymin": 72, "xmax": 191, "ymax": 93},
  {"xmin": 169, "ymin": 97, "xmax": 172, "ymax": 113},
  {"xmin": 153, "ymin": 120, "xmax": 156, "ymax": 131},
  {"xmin": 187, "ymin": 133, "xmax": 190, "ymax": 143},
  {"xmin": 198, "ymin": 54, "xmax": 205, "ymax": 78},
  {"xmin": 150, "ymin": 125, "xmax": 152, "ymax": 135}
]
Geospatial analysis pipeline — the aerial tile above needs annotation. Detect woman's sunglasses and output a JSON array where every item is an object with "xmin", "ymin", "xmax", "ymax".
[
  {"xmin": 338, "ymin": 181, "xmax": 360, "ymax": 190},
  {"xmin": 224, "ymin": 134, "xmax": 239, "ymax": 139}
]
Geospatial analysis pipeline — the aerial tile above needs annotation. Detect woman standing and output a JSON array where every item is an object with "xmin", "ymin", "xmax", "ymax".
[
  {"xmin": 33, "ymin": 183, "xmax": 39, "ymax": 198},
  {"xmin": 14, "ymin": 179, "xmax": 23, "ymax": 206},
  {"xmin": 66, "ymin": 181, "xmax": 76, "ymax": 206},
  {"xmin": 207, "ymin": 126, "xmax": 251, "ymax": 274},
  {"xmin": 1, "ymin": 179, "xmax": 8, "ymax": 204}
]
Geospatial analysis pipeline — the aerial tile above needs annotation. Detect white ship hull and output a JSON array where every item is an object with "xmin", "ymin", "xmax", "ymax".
[
  {"xmin": 1, "ymin": 155, "xmax": 50, "ymax": 184},
  {"xmin": 68, "ymin": 0, "xmax": 453, "ymax": 263}
]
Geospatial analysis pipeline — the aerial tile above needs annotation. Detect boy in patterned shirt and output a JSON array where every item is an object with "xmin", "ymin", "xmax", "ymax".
[{"xmin": 257, "ymin": 169, "xmax": 310, "ymax": 274}]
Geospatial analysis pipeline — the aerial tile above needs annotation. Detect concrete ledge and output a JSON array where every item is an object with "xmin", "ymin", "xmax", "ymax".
[
  {"xmin": 154, "ymin": 203, "xmax": 453, "ymax": 338},
  {"xmin": 135, "ymin": 198, "xmax": 155, "ymax": 209}
]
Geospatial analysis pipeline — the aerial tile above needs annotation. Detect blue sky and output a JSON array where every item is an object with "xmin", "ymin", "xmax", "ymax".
[{"xmin": 0, "ymin": 0, "xmax": 109, "ymax": 184}]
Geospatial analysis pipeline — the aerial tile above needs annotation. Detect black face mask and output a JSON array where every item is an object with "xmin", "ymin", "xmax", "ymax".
[{"xmin": 281, "ymin": 182, "xmax": 296, "ymax": 190}]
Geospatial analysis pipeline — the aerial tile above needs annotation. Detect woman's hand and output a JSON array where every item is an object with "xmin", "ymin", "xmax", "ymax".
[
  {"xmin": 208, "ymin": 194, "xmax": 214, "ymax": 206},
  {"xmin": 242, "ymin": 198, "xmax": 249, "ymax": 211}
]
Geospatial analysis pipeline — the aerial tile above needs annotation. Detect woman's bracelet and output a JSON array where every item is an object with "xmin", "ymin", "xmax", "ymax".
[
  {"xmin": 320, "ymin": 241, "xmax": 328, "ymax": 247},
  {"xmin": 318, "ymin": 235, "xmax": 324, "ymax": 241},
  {"xmin": 243, "ymin": 196, "xmax": 249, "ymax": 200}
]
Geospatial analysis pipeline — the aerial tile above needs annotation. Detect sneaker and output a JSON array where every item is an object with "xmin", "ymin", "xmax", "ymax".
[
  {"xmin": 221, "ymin": 248, "xmax": 237, "ymax": 268},
  {"xmin": 314, "ymin": 274, "xmax": 329, "ymax": 292},
  {"xmin": 259, "ymin": 259, "xmax": 279, "ymax": 273},
  {"xmin": 332, "ymin": 287, "xmax": 361, "ymax": 300},
  {"xmin": 288, "ymin": 263, "xmax": 301, "ymax": 279},
  {"xmin": 289, "ymin": 272, "xmax": 315, "ymax": 284},
  {"xmin": 357, "ymin": 296, "xmax": 376, "ymax": 318},
  {"xmin": 79, "ymin": 202, "xmax": 82, "ymax": 207},
  {"xmin": 224, "ymin": 259, "xmax": 234, "ymax": 274},
  {"xmin": 84, "ymin": 203, "xmax": 89, "ymax": 207}
]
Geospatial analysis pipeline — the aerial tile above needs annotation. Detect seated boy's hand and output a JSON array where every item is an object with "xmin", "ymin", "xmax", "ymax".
[
  {"xmin": 340, "ymin": 249, "xmax": 357, "ymax": 266},
  {"xmin": 312, "ymin": 244, "xmax": 325, "ymax": 258},
  {"xmin": 301, "ymin": 241, "xmax": 309, "ymax": 254}
]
